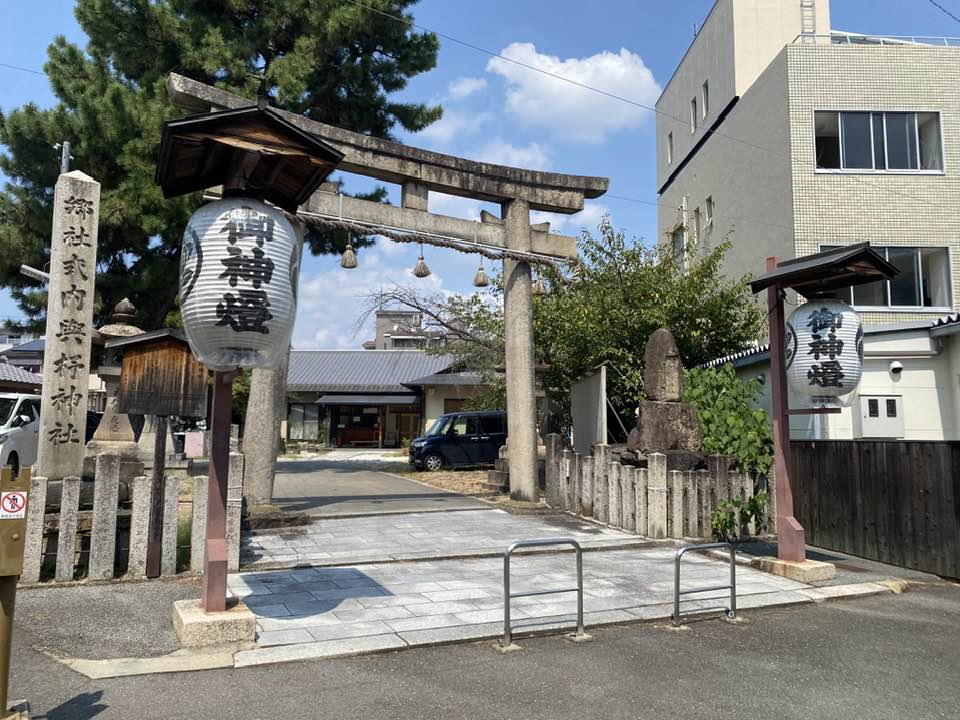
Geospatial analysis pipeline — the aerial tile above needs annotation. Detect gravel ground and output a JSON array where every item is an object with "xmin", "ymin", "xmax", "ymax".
[{"xmin": 394, "ymin": 469, "xmax": 495, "ymax": 495}]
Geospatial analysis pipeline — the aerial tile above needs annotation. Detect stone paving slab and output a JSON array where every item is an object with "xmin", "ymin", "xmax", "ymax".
[
  {"xmin": 241, "ymin": 508, "xmax": 642, "ymax": 570},
  {"xmin": 229, "ymin": 545, "xmax": 821, "ymax": 666}
]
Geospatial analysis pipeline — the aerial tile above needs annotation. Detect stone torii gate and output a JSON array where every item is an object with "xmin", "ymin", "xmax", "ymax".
[{"xmin": 167, "ymin": 73, "xmax": 608, "ymax": 501}]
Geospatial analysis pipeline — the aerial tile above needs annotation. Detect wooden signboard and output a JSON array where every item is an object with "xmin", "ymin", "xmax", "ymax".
[{"xmin": 110, "ymin": 330, "xmax": 208, "ymax": 418}]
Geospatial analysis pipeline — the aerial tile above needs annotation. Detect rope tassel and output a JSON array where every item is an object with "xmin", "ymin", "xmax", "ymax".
[
  {"xmin": 473, "ymin": 264, "xmax": 490, "ymax": 288},
  {"xmin": 412, "ymin": 243, "xmax": 431, "ymax": 278},
  {"xmin": 340, "ymin": 243, "xmax": 358, "ymax": 269}
]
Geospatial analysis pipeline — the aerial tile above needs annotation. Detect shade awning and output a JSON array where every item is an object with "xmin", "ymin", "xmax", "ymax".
[{"xmin": 317, "ymin": 394, "xmax": 418, "ymax": 406}]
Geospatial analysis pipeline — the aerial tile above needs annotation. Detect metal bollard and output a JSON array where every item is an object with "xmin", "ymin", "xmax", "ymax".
[
  {"xmin": 503, "ymin": 538, "xmax": 585, "ymax": 646},
  {"xmin": 673, "ymin": 542, "xmax": 737, "ymax": 627}
]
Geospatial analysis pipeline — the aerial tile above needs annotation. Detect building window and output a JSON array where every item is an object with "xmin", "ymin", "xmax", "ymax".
[
  {"xmin": 690, "ymin": 97, "xmax": 698, "ymax": 133},
  {"xmin": 666, "ymin": 132, "xmax": 673, "ymax": 164},
  {"xmin": 288, "ymin": 403, "xmax": 321, "ymax": 441},
  {"xmin": 670, "ymin": 226, "xmax": 686, "ymax": 263},
  {"xmin": 443, "ymin": 398, "xmax": 466, "ymax": 413},
  {"xmin": 822, "ymin": 245, "xmax": 952, "ymax": 309},
  {"xmin": 815, "ymin": 111, "xmax": 943, "ymax": 172},
  {"xmin": 692, "ymin": 207, "xmax": 701, "ymax": 247},
  {"xmin": 705, "ymin": 196, "xmax": 713, "ymax": 226},
  {"xmin": 701, "ymin": 80, "xmax": 709, "ymax": 119}
]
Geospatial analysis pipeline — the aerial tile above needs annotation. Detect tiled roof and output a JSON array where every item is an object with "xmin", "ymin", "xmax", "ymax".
[
  {"xmin": 0, "ymin": 363, "xmax": 42, "ymax": 386},
  {"xmin": 404, "ymin": 371, "xmax": 485, "ymax": 387},
  {"xmin": 2, "ymin": 338, "xmax": 44, "ymax": 353},
  {"xmin": 287, "ymin": 350, "xmax": 454, "ymax": 393},
  {"xmin": 701, "ymin": 345, "xmax": 770, "ymax": 369}
]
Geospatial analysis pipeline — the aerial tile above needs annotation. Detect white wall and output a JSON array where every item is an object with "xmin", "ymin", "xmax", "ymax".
[
  {"xmin": 422, "ymin": 385, "xmax": 483, "ymax": 430},
  {"xmin": 733, "ymin": 326, "xmax": 959, "ymax": 440},
  {"xmin": 658, "ymin": 49, "xmax": 795, "ymax": 281}
]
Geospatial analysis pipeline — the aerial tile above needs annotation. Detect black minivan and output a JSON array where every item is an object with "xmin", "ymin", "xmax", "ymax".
[{"xmin": 408, "ymin": 411, "xmax": 507, "ymax": 471}]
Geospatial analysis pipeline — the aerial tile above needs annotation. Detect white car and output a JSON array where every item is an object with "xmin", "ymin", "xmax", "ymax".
[{"xmin": 0, "ymin": 394, "xmax": 41, "ymax": 477}]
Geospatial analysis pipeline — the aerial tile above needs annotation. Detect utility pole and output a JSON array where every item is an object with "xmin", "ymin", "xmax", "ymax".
[{"xmin": 54, "ymin": 141, "xmax": 72, "ymax": 174}]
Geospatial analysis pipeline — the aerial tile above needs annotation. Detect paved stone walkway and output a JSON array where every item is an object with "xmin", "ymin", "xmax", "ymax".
[
  {"xmin": 241, "ymin": 508, "xmax": 641, "ymax": 569},
  {"xmin": 229, "ymin": 545, "xmax": 813, "ymax": 666}
]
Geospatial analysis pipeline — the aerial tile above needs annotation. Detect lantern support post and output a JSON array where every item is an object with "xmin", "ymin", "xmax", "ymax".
[
  {"xmin": 145, "ymin": 415, "xmax": 169, "ymax": 578},
  {"xmin": 202, "ymin": 369, "xmax": 234, "ymax": 612},
  {"xmin": 766, "ymin": 257, "xmax": 807, "ymax": 563}
]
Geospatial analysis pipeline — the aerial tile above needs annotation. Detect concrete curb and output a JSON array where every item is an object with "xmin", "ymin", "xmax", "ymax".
[
  {"xmin": 45, "ymin": 580, "xmax": 903, "ymax": 678},
  {"xmin": 239, "ymin": 539, "xmax": 656, "ymax": 573}
]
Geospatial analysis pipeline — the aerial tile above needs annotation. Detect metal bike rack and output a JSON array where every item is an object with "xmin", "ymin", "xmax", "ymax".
[
  {"xmin": 503, "ymin": 538, "xmax": 585, "ymax": 646},
  {"xmin": 673, "ymin": 542, "xmax": 737, "ymax": 627}
]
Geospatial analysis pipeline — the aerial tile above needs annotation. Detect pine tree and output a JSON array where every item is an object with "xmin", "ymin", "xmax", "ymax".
[{"xmin": 0, "ymin": 0, "xmax": 440, "ymax": 330}]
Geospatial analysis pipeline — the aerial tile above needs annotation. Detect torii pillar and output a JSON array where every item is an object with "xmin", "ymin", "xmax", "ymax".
[
  {"xmin": 164, "ymin": 72, "xmax": 610, "ymax": 506},
  {"xmin": 502, "ymin": 199, "xmax": 538, "ymax": 502}
]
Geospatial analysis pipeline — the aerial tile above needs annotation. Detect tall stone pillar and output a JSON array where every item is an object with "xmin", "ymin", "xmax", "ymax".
[
  {"xmin": 502, "ymin": 199, "xmax": 538, "ymax": 502},
  {"xmin": 243, "ymin": 349, "xmax": 291, "ymax": 506},
  {"xmin": 37, "ymin": 171, "xmax": 100, "ymax": 481}
]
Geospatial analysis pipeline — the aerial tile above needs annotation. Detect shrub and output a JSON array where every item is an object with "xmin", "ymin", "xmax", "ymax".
[
  {"xmin": 683, "ymin": 364, "xmax": 773, "ymax": 476},
  {"xmin": 711, "ymin": 491, "xmax": 769, "ymax": 542}
]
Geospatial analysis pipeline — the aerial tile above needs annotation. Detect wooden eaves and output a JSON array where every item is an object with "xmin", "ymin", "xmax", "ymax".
[{"xmin": 749, "ymin": 243, "xmax": 899, "ymax": 299}]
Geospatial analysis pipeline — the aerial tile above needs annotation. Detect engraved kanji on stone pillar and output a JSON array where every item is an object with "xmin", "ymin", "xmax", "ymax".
[{"xmin": 37, "ymin": 171, "xmax": 100, "ymax": 481}]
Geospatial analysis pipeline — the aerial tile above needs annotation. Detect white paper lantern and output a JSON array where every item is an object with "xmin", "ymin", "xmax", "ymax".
[
  {"xmin": 179, "ymin": 197, "xmax": 299, "ymax": 370},
  {"xmin": 784, "ymin": 299, "xmax": 863, "ymax": 399}
]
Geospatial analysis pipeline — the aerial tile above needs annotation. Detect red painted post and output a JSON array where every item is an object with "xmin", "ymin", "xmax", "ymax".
[
  {"xmin": 202, "ymin": 369, "xmax": 234, "ymax": 612},
  {"xmin": 766, "ymin": 257, "xmax": 806, "ymax": 563}
]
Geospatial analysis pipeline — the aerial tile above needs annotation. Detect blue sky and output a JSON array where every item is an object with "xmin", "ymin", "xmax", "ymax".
[{"xmin": 3, "ymin": 0, "xmax": 959, "ymax": 346}]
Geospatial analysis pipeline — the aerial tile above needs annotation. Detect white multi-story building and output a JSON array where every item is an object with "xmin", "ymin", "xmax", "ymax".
[
  {"xmin": 0, "ymin": 323, "xmax": 38, "ymax": 354},
  {"xmin": 657, "ymin": 0, "xmax": 960, "ymax": 325}
]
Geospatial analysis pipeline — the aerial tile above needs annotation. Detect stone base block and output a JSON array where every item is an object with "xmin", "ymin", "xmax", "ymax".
[
  {"xmin": 755, "ymin": 557, "xmax": 836, "ymax": 583},
  {"xmin": 173, "ymin": 598, "xmax": 256, "ymax": 648},
  {"xmin": 627, "ymin": 400, "xmax": 703, "ymax": 454},
  {"xmin": 486, "ymin": 470, "xmax": 509, "ymax": 490}
]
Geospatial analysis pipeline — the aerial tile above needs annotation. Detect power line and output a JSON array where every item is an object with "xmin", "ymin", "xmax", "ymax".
[
  {"xmin": 0, "ymin": 62, "xmax": 45, "ymax": 76},
  {"xmin": 342, "ymin": 0, "xmax": 943, "ymax": 211},
  {"xmin": 0, "ymin": 4, "xmax": 947, "ymax": 222},
  {"xmin": 927, "ymin": 0, "xmax": 960, "ymax": 25},
  {"xmin": 604, "ymin": 193, "xmax": 795, "ymax": 232},
  {"xmin": 341, "ymin": 0, "xmax": 781, "ymax": 160}
]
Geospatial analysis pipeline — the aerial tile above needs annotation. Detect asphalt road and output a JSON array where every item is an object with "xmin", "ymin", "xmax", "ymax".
[
  {"xmin": 12, "ymin": 583, "xmax": 960, "ymax": 720},
  {"xmin": 272, "ymin": 455, "xmax": 488, "ymax": 516}
]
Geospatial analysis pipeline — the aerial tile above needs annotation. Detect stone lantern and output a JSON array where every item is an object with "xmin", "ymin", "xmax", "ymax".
[{"xmin": 83, "ymin": 298, "xmax": 145, "ymax": 481}]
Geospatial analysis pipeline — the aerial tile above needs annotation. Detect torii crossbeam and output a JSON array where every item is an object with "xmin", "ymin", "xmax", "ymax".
[{"xmin": 167, "ymin": 72, "xmax": 609, "ymax": 501}]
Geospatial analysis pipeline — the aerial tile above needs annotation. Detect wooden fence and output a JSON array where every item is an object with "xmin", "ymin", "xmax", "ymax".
[
  {"xmin": 544, "ymin": 435, "xmax": 761, "ymax": 539},
  {"xmin": 792, "ymin": 440, "xmax": 959, "ymax": 579},
  {"xmin": 21, "ymin": 451, "xmax": 244, "ymax": 584}
]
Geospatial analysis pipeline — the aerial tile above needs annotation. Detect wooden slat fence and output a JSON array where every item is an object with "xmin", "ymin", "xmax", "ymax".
[{"xmin": 792, "ymin": 440, "xmax": 959, "ymax": 579}]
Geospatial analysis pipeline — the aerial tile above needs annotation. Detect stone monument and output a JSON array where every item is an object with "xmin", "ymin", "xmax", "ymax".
[
  {"xmin": 84, "ymin": 298, "xmax": 145, "ymax": 483},
  {"xmin": 626, "ymin": 328, "xmax": 705, "ymax": 470},
  {"xmin": 37, "ymin": 171, "xmax": 100, "ymax": 481}
]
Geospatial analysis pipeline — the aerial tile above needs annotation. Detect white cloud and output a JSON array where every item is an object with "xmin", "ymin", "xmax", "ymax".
[
  {"xmin": 293, "ymin": 252, "xmax": 447, "ymax": 348},
  {"xmin": 427, "ymin": 192, "xmax": 483, "ymax": 222},
  {"xmin": 532, "ymin": 202, "xmax": 608, "ymax": 235},
  {"xmin": 416, "ymin": 109, "xmax": 492, "ymax": 146},
  {"xmin": 487, "ymin": 42, "xmax": 660, "ymax": 143},
  {"xmin": 447, "ymin": 76, "xmax": 488, "ymax": 100},
  {"xmin": 474, "ymin": 138, "xmax": 551, "ymax": 169}
]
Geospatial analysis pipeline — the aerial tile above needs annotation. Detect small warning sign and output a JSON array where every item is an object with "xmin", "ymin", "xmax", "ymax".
[{"xmin": 0, "ymin": 491, "xmax": 27, "ymax": 519}]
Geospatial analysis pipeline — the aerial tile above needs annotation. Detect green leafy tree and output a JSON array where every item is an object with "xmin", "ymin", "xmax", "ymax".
[
  {"xmin": 0, "ymin": 0, "xmax": 440, "ymax": 330},
  {"xmin": 683, "ymin": 363, "xmax": 773, "ymax": 475},
  {"xmin": 535, "ymin": 217, "xmax": 764, "ymax": 431},
  {"xmin": 364, "ymin": 217, "xmax": 763, "ymax": 429}
]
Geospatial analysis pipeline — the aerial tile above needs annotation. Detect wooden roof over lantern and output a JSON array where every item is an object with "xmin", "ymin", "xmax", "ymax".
[
  {"xmin": 749, "ymin": 243, "xmax": 898, "ymax": 299},
  {"xmin": 156, "ymin": 101, "xmax": 344, "ymax": 212}
]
